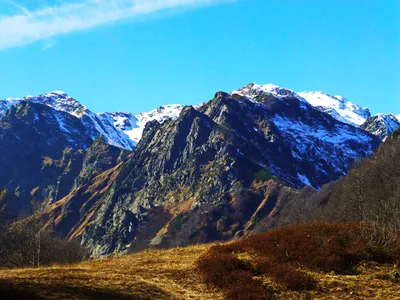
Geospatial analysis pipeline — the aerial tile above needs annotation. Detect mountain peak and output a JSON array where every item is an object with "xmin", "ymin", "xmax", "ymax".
[
  {"xmin": 44, "ymin": 91, "xmax": 69, "ymax": 98},
  {"xmin": 232, "ymin": 83, "xmax": 371, "ymax": 126},
  {"xmin": 3, "ymin": 91, "xmax": 87, "ymax": 118},
  {"xmin": 1, "ymin": 91, "xmax": 135, "ymax": 150},
  {"xmin": 232, "ymin": 83, "xmax": 300, "ymax": 100},
  {"xmin": 361, "ymin": 113, "xmax": 400, "ymax": 140},
  {"xmin": 101, "ymin": 104, "xmax": 183, "ymax": 144}
]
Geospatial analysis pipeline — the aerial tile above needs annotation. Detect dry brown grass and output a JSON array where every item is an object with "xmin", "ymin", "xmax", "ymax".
[
  {"xmin": 0, "ymin": 240, "xmax": 399, "ymax": 299},
  {"xmin": 0, "ymin": 244, "xmax": 223, "ymax": 300}
]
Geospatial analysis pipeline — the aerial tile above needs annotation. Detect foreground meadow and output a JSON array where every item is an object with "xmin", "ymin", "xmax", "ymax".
[{"xmin": 0, "ymin": 223, "xmax": 399, "ymax": 299}]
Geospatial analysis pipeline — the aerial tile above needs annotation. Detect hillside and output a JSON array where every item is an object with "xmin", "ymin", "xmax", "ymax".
[{"xmin": 0, "ymin": 235, "xmax": 399, "ymax": 300}]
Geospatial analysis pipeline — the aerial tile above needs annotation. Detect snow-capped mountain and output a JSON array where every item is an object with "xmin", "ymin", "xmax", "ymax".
[
  {"xmin": 0, "ymin": 86, "xmax": 389, "ymax": 257},
  {"xmin": 1, "ymin": 91, "xmax": 86, "ymax": 116},
  {"xmin": 232, "ymin": 83, "xmax": 371, "ymax": 126},
  {"xmin": 100, "ymin": 104, "xmax": 183, "ymax": 144},
  {"xmin": 232, "ymin": 83, "xmax": 301, "ymax": 100},
  {"xmin": 361, "ymin": 114, "xmax": 400, "ymax": 140},
  {"xmin": 225, "ymin": 90, "xmax": 380, "ymax": 187},
  {"xmin": 1, "ymin": 85, "xmax": 397, "ymax": 151},
  {"xmin": 0, "ymin": 92, "xmax": 135, "ymax": 150},
  {"xmin": 298, "ymin": 91, "xmax": 371, "ymax": 126},
  {"xmin": 75, "ymin": 91, "xmax": 381, "ymax": 255}
]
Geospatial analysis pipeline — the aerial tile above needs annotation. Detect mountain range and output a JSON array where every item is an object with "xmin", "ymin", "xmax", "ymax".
[
  {"xmin": 1, "ymin": 84, "xmax": 398, "ymax": 148},
  {"xmin": 0, "ymin": 83, "xmax": 398, "ymax": 256}
]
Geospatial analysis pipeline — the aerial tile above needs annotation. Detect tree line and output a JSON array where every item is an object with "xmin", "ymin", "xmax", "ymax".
[{"xmin": 276, "ymin": 130, "xmax": 400, "ymax": 253}]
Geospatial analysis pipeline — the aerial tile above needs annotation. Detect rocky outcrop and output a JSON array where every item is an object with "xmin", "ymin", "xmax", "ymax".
[{"xmin": 361, "ymin": 114, "xmax": 400, "ymax": 140}]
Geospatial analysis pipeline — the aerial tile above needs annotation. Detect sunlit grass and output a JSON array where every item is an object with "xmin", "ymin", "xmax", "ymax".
[{"xmin": 0, "ymin": 241, "xmax": 398, "ymax": 299}]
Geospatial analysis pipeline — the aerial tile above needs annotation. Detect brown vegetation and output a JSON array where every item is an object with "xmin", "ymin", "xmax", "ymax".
[
  {"xmin": 197, "ymin": 222, "xmax": 400, "ymax": 299},
  {"xmin": 0, "ymin": 245, "xmax": 222, "ymax": 300},
  {"xmin": 0, "ymin": 236, "xmax": 398, "ymax": 299}
]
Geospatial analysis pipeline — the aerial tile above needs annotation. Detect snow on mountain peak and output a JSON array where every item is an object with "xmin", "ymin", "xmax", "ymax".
[
  {"xmin": 232, "ymin": 83, "xmax": 303, "ymax": 101},
  {"xmin": 49, "ymin": 91, "xmax": 68, "ymax": 96},
  {"xmin": 1, "ymin": 92, "xmax": 135, "ymax": 150},
  {"xmin": 232, "ymin": 83, "xmax": 371, "ymax": 126},
  {"xmin": 298, "ymin": 91, "xmax": 370, "ymax": 126},
  {"xmin": 101, "ymin": 104, "xmax": 183, "ymax": 144},
  {"xmin": 2, "ymin": 91, "xmax": 88, "ymax": 118}
]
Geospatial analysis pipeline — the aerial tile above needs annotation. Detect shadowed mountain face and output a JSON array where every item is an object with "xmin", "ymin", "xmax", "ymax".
[
  {"xmin": 0, "ymin": 101, "xmax": 128, "ymax": 216},
  {"xmin": 28, "ymin": 92, "xmax": 380, "ymax": 256}
]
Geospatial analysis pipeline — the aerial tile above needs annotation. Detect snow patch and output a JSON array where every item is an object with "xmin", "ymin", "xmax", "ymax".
[
  {"xmin": 297, "ymin": 173, "xmax": 312, "ymax": 187},
  {"xmin": 101, "ymin": 104, "xmax": 183, "ymax": 144},
  {"xmin": 298, "ymin": 91, "xmax": 370, "ymax": 126}
]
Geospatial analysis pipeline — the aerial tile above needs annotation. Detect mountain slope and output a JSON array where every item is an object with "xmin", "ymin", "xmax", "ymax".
[
  {"xmin": 272, "ymin": 127, "xmax": 400, "ymax": 235},
  {"xmin": 0, "ymin": 100, "xmax": 128, "ymax": 216},
  {"xmin": 298, "ymin": 91, "xmax": 371, "ymax": 126},
  {"xmin": 41, "ymin": 91, "xmax": 380, "ymax": 256}
]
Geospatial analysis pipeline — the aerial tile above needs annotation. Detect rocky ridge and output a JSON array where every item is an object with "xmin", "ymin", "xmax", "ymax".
[{"xmin": 40, "ymin": 91, "xmax": 380, "ymax": 256}]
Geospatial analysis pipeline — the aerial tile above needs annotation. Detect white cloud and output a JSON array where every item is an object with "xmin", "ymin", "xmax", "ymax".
[{"xmin": 0, "ymin": 0, "xmax": 234, "ymax": 50}]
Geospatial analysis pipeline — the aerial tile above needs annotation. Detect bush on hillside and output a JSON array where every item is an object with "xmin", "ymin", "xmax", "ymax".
[
  {"xmin": 254, "ymin": 169, "xmax": 273, "ymax": 182},
  {"xmin": 197, "ymin": 222, "xmax": 400, "ymax": 299}
]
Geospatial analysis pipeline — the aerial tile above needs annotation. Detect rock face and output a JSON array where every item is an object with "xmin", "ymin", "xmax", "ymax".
[
  {"xmin": 361, "ymin": 114, "xmax": 400, "ymax": 140},
  {"xmin": 39, "ymin": 91, "xmax": 380, "ymax": 256}
]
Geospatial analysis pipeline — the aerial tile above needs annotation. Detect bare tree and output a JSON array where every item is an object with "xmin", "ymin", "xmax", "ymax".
[{"xmin": 2, "ymin": 216, "xmax": 87, "ymax": 268}]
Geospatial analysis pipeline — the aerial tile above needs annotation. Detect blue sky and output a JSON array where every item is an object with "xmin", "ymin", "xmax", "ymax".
[{"xmin": 0, "ymin": 0, "xmax": 398, "ymax": 115}]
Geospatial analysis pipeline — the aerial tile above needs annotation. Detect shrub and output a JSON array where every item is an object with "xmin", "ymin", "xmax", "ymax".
[
  {"xmin": 196, "ymin": 222, "xmax": 400, "ymax": 298},
  {"xmin": 254, "ymin": 169, "xmax": 273, "ymax": 182},
  {"xmin": 252, "ymin": 258, "xmax": 317, "ymax": 291},
  {"xmin": 197, "ymin": 249, "xmax": 252, "ymax": 288},
  {"xmin": 224, "ymin": 272, "xmax": 274, "ymax": 300},
  {"xmin": 237, "ymin": 222, "xmax": 372, "ymax": 273},
  {"xmin": 197, "ymin": 245, "xmax": 274, "ymax": 299}
]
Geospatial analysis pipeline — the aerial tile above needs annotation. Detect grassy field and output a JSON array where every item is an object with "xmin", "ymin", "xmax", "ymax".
[
  {"xmin": 0, "ymin": 244, "xmax": 223, "ymax": 300},
  {"xmin": 0, "ymin": 236, "xmax": 399, "ymax": 299}
]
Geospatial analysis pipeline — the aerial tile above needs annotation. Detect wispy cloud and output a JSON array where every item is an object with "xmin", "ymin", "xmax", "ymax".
[{"xmin": 0, "ymin": 0, "xmax": 234, "ymax": 50}]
